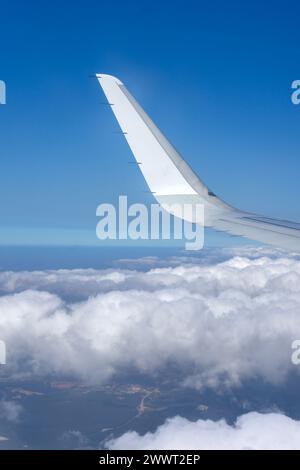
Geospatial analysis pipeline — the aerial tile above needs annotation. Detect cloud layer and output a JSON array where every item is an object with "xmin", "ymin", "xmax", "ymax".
[
  {"xmin": 0, "ymin": 400, "xmax": 23, "ymax": 423},
  {"xmin": 107, "ymin": 412, "xmax": 300, "ymax": 450},
  {"xmin": 0, "ymin": 248, "xmax": 300, "ymax": 387}
]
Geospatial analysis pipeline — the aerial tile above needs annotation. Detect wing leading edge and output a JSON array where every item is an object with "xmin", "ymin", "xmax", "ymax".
[{"xmin": 97, "ymin": 74, "xmax": 300, "ymax": 252}]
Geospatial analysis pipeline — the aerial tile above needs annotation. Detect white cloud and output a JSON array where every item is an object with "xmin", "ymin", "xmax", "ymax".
[
  {"xmin": 0, "ymin": 248, "xmax": 300, "ymax": 387},
  {"xmin": 61, "ymin": 430, "xmax": 89, "ymax": 449},
  {"xmin": 106, "ymin": 412, "xmax": 300, "ymax": 450},
  {"xmin": 0, "ymin": 400, "xmax": 23, "ymax": 422}
]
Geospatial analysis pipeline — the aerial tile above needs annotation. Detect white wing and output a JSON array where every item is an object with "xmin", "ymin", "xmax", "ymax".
[{"xmin": 97, "ymin": 74, "xmax": 300, "ymax": 252}]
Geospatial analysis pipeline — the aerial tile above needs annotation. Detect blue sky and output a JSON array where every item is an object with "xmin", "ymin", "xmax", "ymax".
[{"xmin": 0, "ymin": 0, "xmax": 300, "ymax": 247}]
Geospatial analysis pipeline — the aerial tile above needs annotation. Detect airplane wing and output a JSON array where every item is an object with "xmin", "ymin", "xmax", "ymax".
[{"xmin": 96, "ymin": 73, "xmax": 300, "ymax": 252}]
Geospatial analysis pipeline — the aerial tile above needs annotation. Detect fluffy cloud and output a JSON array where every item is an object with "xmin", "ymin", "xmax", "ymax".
[
  {"xmin": 61, "ymin": 430, "xmax": 89, "ymax": 449},
  {"xmin": 0, "ymin": 247, "xmax": 300, "ymax": 387},
  {"xmin": 0, "ymin": 400, "xmax": 23, "ymax": 422},
  {"xmin": 106, "ymin": 412, "xmax": 300, "ymax": 450}
]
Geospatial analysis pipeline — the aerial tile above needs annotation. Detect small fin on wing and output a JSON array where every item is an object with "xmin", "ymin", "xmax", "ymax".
[{"xmin": 96, "ymin": 73, "xmax": 211, "ymax": 197}]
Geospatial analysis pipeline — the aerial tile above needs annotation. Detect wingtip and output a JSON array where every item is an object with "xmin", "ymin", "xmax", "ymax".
[{"xmin": 95, "ymin": 73, "xmax": 123, "ymax": 85}]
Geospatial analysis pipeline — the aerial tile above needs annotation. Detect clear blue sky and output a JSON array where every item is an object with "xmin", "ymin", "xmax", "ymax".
[{"xmin": 0, "ymin": 0, "xmax": 300, "ymax": 247}]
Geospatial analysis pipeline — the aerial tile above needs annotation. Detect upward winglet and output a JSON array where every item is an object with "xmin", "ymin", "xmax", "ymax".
[{"xmin": 96, "ymin": 74, "xmax": 213, "ymax": 198}]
